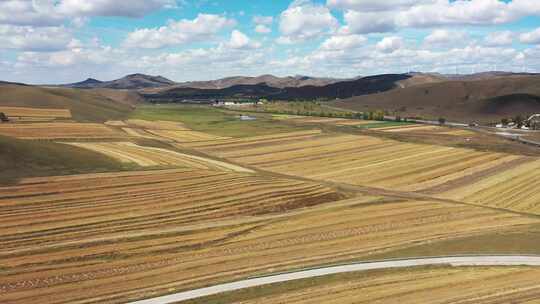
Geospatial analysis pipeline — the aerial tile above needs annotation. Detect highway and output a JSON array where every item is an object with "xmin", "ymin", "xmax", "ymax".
[{"xmin": 130, "ymin": 255, "xmax": 540, "ymax": 304}]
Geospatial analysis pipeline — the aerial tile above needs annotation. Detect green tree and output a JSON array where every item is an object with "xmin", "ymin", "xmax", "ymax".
[
  {"xmin": 438, "ymin": 117, "xmax": 446, "ymax": 125},
  {"xmin": 514, "ymin": 115, "xmax": 524, "ymax": 128},
  {"xmin": 501, "ymin": 118, "xmax": 509, "ymax": 126}
]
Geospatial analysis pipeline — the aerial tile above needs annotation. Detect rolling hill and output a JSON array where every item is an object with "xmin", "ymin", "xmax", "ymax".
[
  {"xmin": 0, "ymin": 83, "xmax": 135, "ymax": 122},
  {"xmin": 142, "ymin": 74, "xmax": 411, "ymax": 102},
  {"xmin": 333, "ymin": 74, "xmax": 540, "ymax": 123},
  {"xmin": 64, "ymin": 74, "xmax": 176, "ymax": 90}
]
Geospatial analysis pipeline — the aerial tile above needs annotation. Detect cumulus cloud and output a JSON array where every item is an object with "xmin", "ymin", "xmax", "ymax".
[
  {"xmin": 0, "ymin": 25, "xmax": 73, "ymax": 51},
  {"xmin": 424, "ymin": 29, "xmax": 468, "ymax": 46},
  {"xmin": 253, "ymin": 15, "xmax": 273, "ymax": 25},
  {"xmin": 226, "ymin": 30, "xmax": 261, "ymax": 49},
  {"xmin": 376, "ymin": 36, "xmax": 404, "ymax": 53},
  {"xmin": 278, "ymin": 0, "xmax": 339, "ymax": 43},
  {"xmin": 327, "ymin": 0, "xmax": 435, "ymax": 11},
  {"xmin": 56, "ymin": 0, "xmax": 176, "ymax": 18},
  {"xmin": 0, "ymin": 0, "xmax": 64, "ymax": 27},
  {"xmin": 321, "ymin": 34, "xmax": 367, "ymax": 50},
  {"xmin": 343, "ymin": 11, "xmax": 396, "ymax": 34},
  {"xmin": 0, "ymin": 0, "xmax": 176, "ymax": 27},
  {"xmin": 124, "ymin": 14, "xmax": 236, "ymax": 49},
  {"xmin": 255, "ymin": 25, "xmax": 272, "ymax": 34},
  {"xmin": 339, "ymin": 0, "xmax": 540, "ymax": 34},
  {"xmin": 484, "ymin": 31, "xmax": 514, "ymax": 46},
  {"xmin": 253, "ymin": 15, "xmax": 273, "ymax": 34},
  {"xmin": 520, "ymin": 28, "xmax": 540, "ymax": 44}
]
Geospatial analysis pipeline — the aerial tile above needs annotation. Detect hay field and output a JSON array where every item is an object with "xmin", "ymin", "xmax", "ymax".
[
  {"xmin": 0, "ymin": 168, "xmax": 535, "ymax": 303},
  {"xmin": 0, "ymin": 123, "xmax": 125, "ymax": 140},
  {"xmin": 376, "ymin": 124, "xmax": 476, "ymax": 136},
  {"xmin": 0, "ymin": 106, "xmax": 71, "ymax": 122},
  {"xmin": 189, "ymin": 132, "xmax": 526, "ymax": 192},
  {"xmin": 184, "ymin": 266, "xmax": 540, "ymax": 304},
  {"xmin": 67, "ymin": 142, "xmax": 254, "ymax": 173},
  {"xmin": 438, "ymin": 158, "xmax": 540, "ymax": 215}
]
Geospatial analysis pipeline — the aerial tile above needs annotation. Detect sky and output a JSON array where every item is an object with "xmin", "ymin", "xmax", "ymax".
[{"xmin": 1, "ymin": 0, "xmax": 540, "ymax": 84}]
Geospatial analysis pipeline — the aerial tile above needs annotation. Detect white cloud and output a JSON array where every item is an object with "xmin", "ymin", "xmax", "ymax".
[
  {"xmin": 0, "ymin": 25, "xmax": 72, "ymax": 51},
  {"xmin": 520, "ymin": 28, "xmax": 540, "ymax": 44},
  {"xmin": 338, "ymin": 0, "xmax": 540, "ymax": 34},
  {"xmin": 0, "ymin": 0, "xmax": 176, "ymax": 27},
  {"xmin": 278, "ymin": 0, "xmax": 339, "ymax": 43},
  {"xmin": 124, "ymin": 14, "xmax": 236, "ymax": 49},
  {"xmin": 484, "ymin": 31, "xmax": 514, "ymax": 46},
  {"xmin": 227, "ymin": 30, "xmax": 261, "ymax": 49},
  {"xmin": 321, "ymin": 34, "xmax": 367, "ymax": 50},
  {"xmin": 376, "ymin": 36, "xmax": 404, "ymax": 53},
  {"xmin": 255, "ymin": 25, "xmax": 272, "ymax": 34},
  {"xmin": 0, "ymin": 0, "xmax": 64, "ymax": 26},
  {"xmin": 343, "ymin": 11, "xmax": 396, "ymax": 34},
  {"xmin": 424, "ymin": 29, "xmax": 468, "ymax": 46},
  {"xmin": 253, "ymin": 15, "xmax": 273, "ymax": 25},
  {"xmin": 327, "ymin": 0, "xmax": 435, "ymax": 11},
  {"xmin": 56, "ymin": 0, "xmax": 176, "ymax": 18}
]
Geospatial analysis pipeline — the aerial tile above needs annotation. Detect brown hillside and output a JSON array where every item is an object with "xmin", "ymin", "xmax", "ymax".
[
  {"xmin": 0, "ymin": 84, "xmax": 134, "ymax": 122},
  {"xmin": 334, "ymin": 75, "xmax": 540, "ymax": 123}
]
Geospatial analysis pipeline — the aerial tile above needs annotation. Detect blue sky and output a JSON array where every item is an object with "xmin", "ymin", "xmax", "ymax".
[{"xmin": 1, "ymin": 0, "xmax": 540, "ymax": 84}]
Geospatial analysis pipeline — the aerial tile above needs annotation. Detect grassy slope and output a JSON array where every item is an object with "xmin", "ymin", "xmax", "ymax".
[
  {"xmin": 0, "ymin": 84, "xmax": 133, "ymax": 122},
  {"xmin": 333, "ymin": 75, "xmax": 540, "ymax": 123},
  {"xmin": 130, "ymin": 105, "xmax": 309, "ymax": 137},
  {"xmin": 0, "ymin": 135, "xmax": 132, "ymax": 185}
]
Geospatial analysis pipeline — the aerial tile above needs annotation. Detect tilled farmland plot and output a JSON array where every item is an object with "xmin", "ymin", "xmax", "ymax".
[
  {"xmin": 0, "ymin": 169, "xmax": 536, "ymax": 304},
  {"xmin": 186, "ymin": 132, "xmax": 529, "ymax": 194},
  {"xmin": 0, "ymin": 123, "xmax": 125, "ymax": 140}
]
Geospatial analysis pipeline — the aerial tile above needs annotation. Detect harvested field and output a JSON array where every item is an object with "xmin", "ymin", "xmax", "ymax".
[
  {"xmin": 67, "ymin": 142, "xmax": 254, "ymax": 173},
  {"xmin": 438, "ymin": 158, "xmax": 540, "ymax": 215},
  {"xmin": 0, "ymin": 180, "xmax": 535, "ymax": 304},
  {"xmin": 126, "ymin": 119, "xmax": 189, "ymax": 130},
  {"xmin": 181, "ymin": 130, "xmax": 322, "ymax": 149},
  {"xmin": 190, "ymin": 132, "xmax": 524, "ymax": 192},
  {"xmin": 0, "ymin": 106, "xmax": 71, "ymax": 119},
  {"xmin": 146, "ymin": 129, "xmax": 229, "ymax": 143},
  {"xmin": 0, "ymin": 123, "xmax": 125, "ymax": 140},
  {"xmin": 184, "ymin": 266, "xmax": 540, "ymax": 304},
  {"xmin": 376, "ymin": 124, "xmax": 476, "ymax": 137}
]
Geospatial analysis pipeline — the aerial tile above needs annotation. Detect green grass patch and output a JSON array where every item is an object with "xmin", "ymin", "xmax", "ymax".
[
  {"xmin": 131, "ymin": 105, "xmax": 309, "ymax": 138},
  {"xmin": 357, "ymin": 121, "xmax": 415, "ymax": 129},
  {"xmin": 0, "ymin": 135, "xmax": 135, "ymax": 185}
]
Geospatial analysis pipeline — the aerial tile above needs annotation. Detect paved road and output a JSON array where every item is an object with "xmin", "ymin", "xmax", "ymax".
[{"xmin": 130, "ymin": 255, "xmax": 540, "ymax": 304}]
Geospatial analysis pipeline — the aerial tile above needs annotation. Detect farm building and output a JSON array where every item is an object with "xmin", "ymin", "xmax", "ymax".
[
  {"xmin": 0, "ymin": 112, "xmax": 8, "ymax": 122},
  {"xmin": 528, "ymin": 114, "xmax": 540, "ymax": 130}
]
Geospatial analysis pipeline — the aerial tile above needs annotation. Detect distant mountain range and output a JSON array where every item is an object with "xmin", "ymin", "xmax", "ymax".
[
  {"xmin": 63, "ymin": 74, "xmax": 346, "ymax": 91},
  {"xmin": 141, "ymin": 74, "xmax": 412, "ymax": 102},
  {"xmin": 63, "ymin": 74, "xmax": 176, "ymax": 90}
]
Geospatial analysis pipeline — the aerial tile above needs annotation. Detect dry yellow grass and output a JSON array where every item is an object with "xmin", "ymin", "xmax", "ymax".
[
  {"xmin": 67, "ymin": 142, "xmax": 254, "ymax": 173},
  {"xmin": 438, "ymin": 158, "xmax": 540, "ymax": 214},
  {"xmin": 0, "ymin": 106, "xmax": 71, "ymax": 120},
  {"xmin": 193, "ymin": 267, "xmax": 540, "ymax": 304},
  {"xmin": 0, "ymin": 123, "xmax": 125, "ymax": 139},
  {"xmin": 190, "ymin": 132, "xmax": 523, "ymax": 193},
  {"xmin": 146, "ymin": 129, "xmax": 229, "ymax": 143},
  {"xmin": 0, "ymin": 166, "xmax": 536, "ymax": 304},
  {"xmin": 125, "ymin": 119, "xmax": 189, "ymax": 130}
]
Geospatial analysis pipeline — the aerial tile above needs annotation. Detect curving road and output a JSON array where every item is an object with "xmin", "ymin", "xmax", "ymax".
[{"xmin": 130, "ymin": 255, "xmax": 540, "ymax": 304}]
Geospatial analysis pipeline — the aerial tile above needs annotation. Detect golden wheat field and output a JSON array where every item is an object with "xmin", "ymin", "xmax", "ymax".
[
  {"xmin": 67, "ymin": 142, "xmax": 254, "ymax": 172},
  {"xmin": 0, "ymin": 123, "xmax": 125, "ymax": 140},
  {"xmin": 184, "ymin": 266, "xmax": 540, "ymax": 304},
  {"xmin": 0, "ymin": 106, "xmax": 72, "ymax": 121},
  {"xmin": 185, "ymin": 131, "xmax": 529, "ymax": 193},
  {"xmin": 438, "ymin": 158, "xmax": 540, "ymax": 215},
  {"xmin": 0, "ymin": 166, "xmax": 536, "ymax": 303}
]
